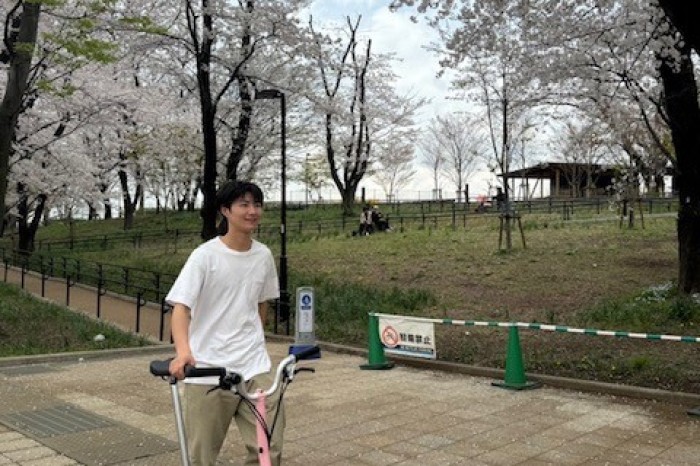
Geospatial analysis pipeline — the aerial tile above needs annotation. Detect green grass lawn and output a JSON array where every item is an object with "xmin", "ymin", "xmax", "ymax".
[
  {"xmin": 0, "ymin": 282, "xmax": 152, "ymax": 357},
  {"xmin": 2, "ymin": 204, "xmax": 699, "ymax": 392}
]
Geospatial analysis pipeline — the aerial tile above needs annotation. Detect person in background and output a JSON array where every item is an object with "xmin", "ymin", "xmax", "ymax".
[
  {"xmin": 372, "ymin": 206, "xmax": 391, "ymax": 232},
  {"xmin": 359, "ymin": 204, "xmax": 373, "ymax": 235},
  {"xmin": 166, "ymin": 180, "xmax": 283, "ymax": 466}
]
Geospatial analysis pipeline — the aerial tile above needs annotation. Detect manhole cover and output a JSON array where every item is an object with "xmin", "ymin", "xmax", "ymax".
[{"xmin": 0, "ymin": 404, "xmax": 113, "ymax": 437}]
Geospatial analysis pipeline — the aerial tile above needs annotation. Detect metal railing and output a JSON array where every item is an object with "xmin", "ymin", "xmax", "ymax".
[{"xmin": 1, "ymin": 247, "xmax": 177, "ymax": 341}]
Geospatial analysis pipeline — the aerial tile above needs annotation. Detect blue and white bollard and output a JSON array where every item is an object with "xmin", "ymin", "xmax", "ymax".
[{"xmin": 289, "ymin": 287, "xmax": 321, "ymax": 359}]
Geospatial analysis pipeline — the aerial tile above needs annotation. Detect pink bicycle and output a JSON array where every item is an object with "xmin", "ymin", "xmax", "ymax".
[{"xmin": 150, "ymin": 345, "xmax": 319, "ymax": 466}]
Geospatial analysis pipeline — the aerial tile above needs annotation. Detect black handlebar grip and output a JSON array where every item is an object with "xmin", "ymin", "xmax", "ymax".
[
  {"xmin": 294, "ymin": 345, "xmax": 321, "ymax": 361},
  {"xmin": 149, "ymin": 359, "xmax": 227, "ymax": 379},
  {"xmin": 184, "ymin": 366, "xmax": 227, "ymax": 378},
  {"xmin": 149, "ymin": 359, "xmax": 172, "ymax": 377}
]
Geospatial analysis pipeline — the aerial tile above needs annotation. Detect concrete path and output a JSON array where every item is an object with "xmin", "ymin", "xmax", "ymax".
[
  {"xmin": 2, "ymin": 264, "xmax": 700, "ymax": 464},
  {"xmin": 1, "ymin": 342, "xmax": 699, "ymax": 465}
]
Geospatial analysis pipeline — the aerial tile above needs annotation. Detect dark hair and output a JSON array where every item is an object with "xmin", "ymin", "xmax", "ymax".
[{"xmin": 216, "ymin": 180, "xmax": 264, "ymax": 235}]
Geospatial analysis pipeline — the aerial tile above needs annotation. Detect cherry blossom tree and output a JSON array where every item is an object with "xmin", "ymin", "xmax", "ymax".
[
  {"xmin": 0, "ymin": 0, "xmax": 171, "ymax": 245},
  {"xmin": 308, "ymin": 15, "xmax": 424, "ymax": 215},
  {"xmin": 291, "ymin": 151, "xmax": 330, "ymax": 204},
  {"xmin": 417, "ymin": 135, "xmax": 444, "ymax": 200},
  {"xmin": 0, "ymin": 1, "xmax": 41, "ymax": 234},
  {"xmin": 372, "ymin": 135, "xmax": 416, "ymax": 202},
  {"xmin": 156, "ymin": 0, "xmax": 313, "ymax": 239},
  {"xmin": 421, "ymin": 113, "xmax": 482, "ymax": 202},
  {"xmin": 550, "ymin": 118, "xmax": 611, "ymax": 198},
  {"xmin": 389, "ymin": 0, "xmax": 700, "ymax": 292}
]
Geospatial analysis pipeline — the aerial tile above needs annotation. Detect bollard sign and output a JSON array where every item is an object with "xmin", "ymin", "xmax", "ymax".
[
  {"xmin": 378, "ymin": 315, "xmax": 436, "ymax": 359},
  {"xmin": 295, "ymin": 287, "xmax": 315, "ymax": 345}
]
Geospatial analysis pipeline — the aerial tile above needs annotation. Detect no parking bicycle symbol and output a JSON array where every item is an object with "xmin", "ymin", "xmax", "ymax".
[
  {"xmin": 381, "ymin": 325, "xmax": 400, "ymax": 348},
  {"xmin": 377, "ymin": 315, "xmax": 436, "ymax": 359}
]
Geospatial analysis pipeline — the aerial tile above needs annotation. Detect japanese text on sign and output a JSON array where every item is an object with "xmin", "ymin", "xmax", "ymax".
[{"xmin": 378, "ymin": 315, "xmax": 436, "ymax": 360}]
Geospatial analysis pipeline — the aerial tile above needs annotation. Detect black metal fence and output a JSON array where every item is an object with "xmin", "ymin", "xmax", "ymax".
[
  {"xmin": 22, "ymin": 196, "xmax": 677, "ymax": 254},
  {"xmin": 0, "ymin": 195, "xmax": 677, "ymax": 341},
  {"xmin": 1, "ymin": 247, "xmax": 176, "ymax": 341},
  {"xmin": 0, "ymin": 246, "xmax": 293, "ymax": 341}
]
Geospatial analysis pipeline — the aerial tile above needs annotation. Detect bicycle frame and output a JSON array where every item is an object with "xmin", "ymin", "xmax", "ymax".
[{"xmin": 150, "ymin": 345, "xmax": 319, "ymax": 466}]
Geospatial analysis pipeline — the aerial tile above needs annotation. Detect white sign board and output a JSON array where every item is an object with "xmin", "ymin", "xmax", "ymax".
[{"xmin": 378, "ymin": 315, "xmax": 436, "ymax": 359}]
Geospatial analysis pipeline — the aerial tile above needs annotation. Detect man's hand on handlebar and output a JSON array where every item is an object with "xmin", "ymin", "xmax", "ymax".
[{"xmin": 169, "ymin": 353, "xmax": 196, "ymax": 380}]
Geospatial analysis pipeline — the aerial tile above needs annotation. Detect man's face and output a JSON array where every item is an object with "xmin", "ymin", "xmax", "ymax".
[{"xmin": 221, "ymin": 192, "xmax": 263, "ymax": 234}]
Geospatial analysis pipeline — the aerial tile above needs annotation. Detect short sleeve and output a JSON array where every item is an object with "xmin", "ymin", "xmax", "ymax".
[
  {"xmin": 259, "ymin": 250, "xmax": 280, "ymax": 302},
  {"xmin": 165, "ymin": 249, "xmax": 206, "ymax": 310}
]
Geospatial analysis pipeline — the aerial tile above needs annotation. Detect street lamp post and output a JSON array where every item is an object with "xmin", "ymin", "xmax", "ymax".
[{"xmin": 256, "ymin": 89, "xmax": 289, "ymax": 334}]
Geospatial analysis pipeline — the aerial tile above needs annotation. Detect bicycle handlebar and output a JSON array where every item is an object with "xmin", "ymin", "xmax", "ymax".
[
  {"xmin": 149, "ymin": 346, "xmax": 320, "ymax": 400},
  {"xmin": 238, "ymin": 346, "xmax": 320, "ymax": 400},
  {"xmin": 291, "ymin": 345, "xmax": 321, "ymax": 361}
]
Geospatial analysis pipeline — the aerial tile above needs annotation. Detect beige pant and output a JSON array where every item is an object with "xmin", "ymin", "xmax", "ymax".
[{"xmin": 184, "ymin": 373, "xmax": 285, "ymax": 466}]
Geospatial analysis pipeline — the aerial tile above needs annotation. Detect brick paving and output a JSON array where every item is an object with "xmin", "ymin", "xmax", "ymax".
[
  {"xmin": 2, "ymin": 266, "xmax": 700, "ymax": 464},
  {"xmin": 1, "ymin": 342, "xmax": 700, "ymax": 465}
]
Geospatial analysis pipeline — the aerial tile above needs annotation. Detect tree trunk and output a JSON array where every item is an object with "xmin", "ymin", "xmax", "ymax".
[
  {"xmin": 118, "ymin": 167, "xmax": 141, "ymax": 231},
  {"xmin": 225, "ymin": 16, "xmax": 254, "ymax": 181},
  {"xmin": 659, "ymin": 1, "xmax": 700, "ymax": 57},
  {"xmin": 99, "ymin": 183, "xmax": 112, "ymax": 219},
  {"xmin": 340, "ymin": 185, "xmax": 359, "ymax": 217},
  {"xmin": 225, "ymin": 76, "xmax": 252, "ymax": 180},
  {"xmin": 659, "ymin": 44, "xmax": 700, "ymax": 294},
  {"xmin": 192, "ymin": 0, "xmax": 218, "ymax": 240},
  {"xmin": 199, "ymin": 103, "xmax": 218, "ymax": 240},
  {"xmin": 16, "ymin": 184, "xmax": 46, "ymax": 253},
  {"xmin": 0, "ymin": 2, "xmax": 41, "ymax": 228}
]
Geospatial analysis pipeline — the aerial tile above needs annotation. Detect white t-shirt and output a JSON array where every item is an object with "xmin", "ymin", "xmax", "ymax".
[{"xmin": 166, "ymin": 237, "xmax": 280, "ymax": 383}]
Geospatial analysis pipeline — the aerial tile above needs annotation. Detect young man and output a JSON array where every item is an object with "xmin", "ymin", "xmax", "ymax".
[{"xmin": 166, "ymin": 181, "xmax": 282, "ymax": 466}]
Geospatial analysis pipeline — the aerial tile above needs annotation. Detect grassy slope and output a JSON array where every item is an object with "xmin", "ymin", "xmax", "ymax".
[
  {"xmin": 0, "ymin": 282, "xmax": 151, "ymax": 357},
  {"xmin": 4, "ymin": 206, "xmax": 699, "ymax": 391}
]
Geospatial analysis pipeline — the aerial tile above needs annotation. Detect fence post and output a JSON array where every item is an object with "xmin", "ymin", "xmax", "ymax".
[
  {"xmin": 66, "ymin": 274, "xmax": 74, "ymax": 306},
  {"xmin": 20, "ymin": 259, "xmax": 27, "ymax": 289},
  {"xmin": 123, "ymin": 267, "xmax": 129, "ymax": 294},
  {"xmin": 160, "ymin": 299, "xmax": 172, "ymax": 342},
  {"xmin": 41, "ymin": 261, "xmax": 47, "ymax": 298},
  {"xmin": 136, "ymin": 291, "xmax": 146, "ymax": 333},
  {"xmin": 96, "ymin": 265, "xmax": 105, "ymax": 319},
  {"xmin": 153, "ymin": 273, "xmax": 161, "ymax": 304}
]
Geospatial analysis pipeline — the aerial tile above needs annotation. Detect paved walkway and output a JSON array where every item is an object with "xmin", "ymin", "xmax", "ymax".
[
  {"xmin": 1, "ymin": 342, "xmax": 700, "ymax": 465},
  {"xmin": 2, "ymin": 265, "xmax": 700, "ymax": 464}
]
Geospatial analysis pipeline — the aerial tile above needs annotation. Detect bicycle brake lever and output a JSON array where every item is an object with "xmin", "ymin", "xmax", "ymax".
[{"xmin": 206, "ymin": 374, "xmax": 238, "ymax": 394}]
